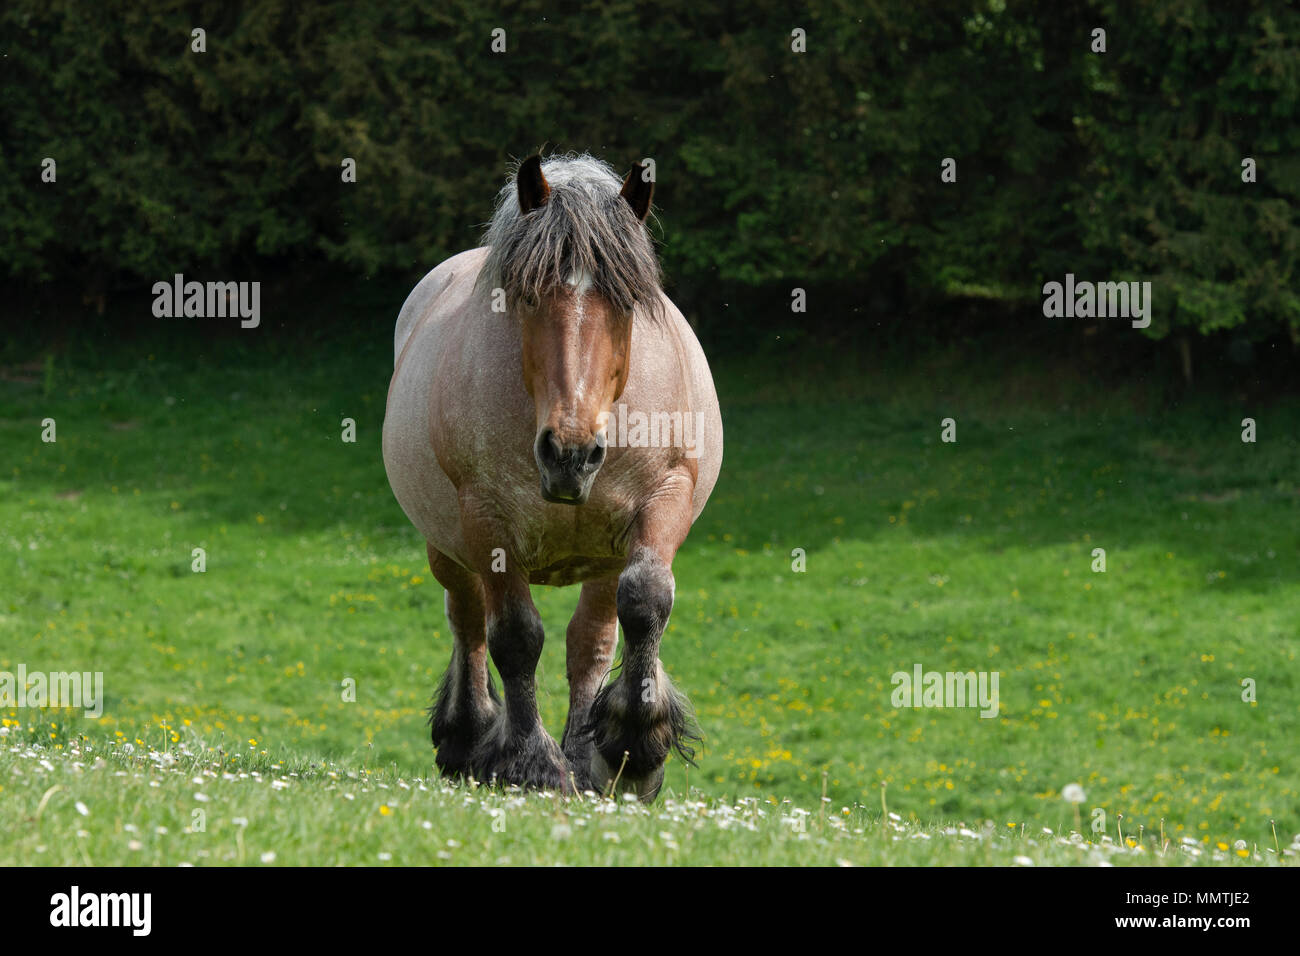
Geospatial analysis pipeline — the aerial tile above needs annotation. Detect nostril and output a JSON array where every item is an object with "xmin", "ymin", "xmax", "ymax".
[
  {"xmin": 537, "ymin": 429, "xmax": 604, "ymax": 477},
  {"xmin": 536, "ymin": 428, "xmax": 562, "ymax": 468}
]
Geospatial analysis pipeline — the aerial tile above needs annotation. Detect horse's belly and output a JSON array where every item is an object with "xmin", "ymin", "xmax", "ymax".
[
  {"xmin": 382, "ymin": 387, "xmax": 467, "ymax": 564},
  {"xmin": 527, "ymin": 555, "xmax": 625, "ymax": 587},
  {"xmin": 382, "ymin": 262, "xmax": 477, "ymax": 567}
]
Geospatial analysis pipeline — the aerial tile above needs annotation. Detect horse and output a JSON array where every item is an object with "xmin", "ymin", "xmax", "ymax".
[{"xmin": 382, "ymin": 153, "xmax": 723, "ymax": 800}]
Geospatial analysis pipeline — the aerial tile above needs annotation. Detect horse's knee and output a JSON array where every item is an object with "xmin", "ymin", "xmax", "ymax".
[
  {"xmin": 487, "ymin": 594, "xmax": 545, "ymax": 681},
  {"xmin": 617, "ymin": 553, "xmax": 674, "ymax": 646}
]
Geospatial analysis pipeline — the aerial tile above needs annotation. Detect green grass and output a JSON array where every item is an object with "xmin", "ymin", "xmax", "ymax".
[
  {"xmin": 1, "ymin": 729, "xmax": 1287, "ymax": 866},
  {"xmin": 1, "ymin": 311, "xmax": 1298, "ymax": 865}
]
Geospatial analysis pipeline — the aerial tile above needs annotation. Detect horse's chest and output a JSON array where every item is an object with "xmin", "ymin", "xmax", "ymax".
[{"xmin": 507, "ymin": 496, "xmax": 634, "ymax": 582}]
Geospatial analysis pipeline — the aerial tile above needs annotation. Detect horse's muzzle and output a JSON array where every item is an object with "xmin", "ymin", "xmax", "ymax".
[{"xmin": 534, "ymin": 428, "xmax": 606, "ymax": 505}]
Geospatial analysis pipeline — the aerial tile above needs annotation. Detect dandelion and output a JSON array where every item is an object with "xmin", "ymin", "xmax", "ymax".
[{"xmin": 1062, "ymin": 783, "xmax": 1086, "ymax": 833}]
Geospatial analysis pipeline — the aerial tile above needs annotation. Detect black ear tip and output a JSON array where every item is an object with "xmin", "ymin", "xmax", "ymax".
[
  {"xmin": 619, "ymin": 161, "xmax": 653, "ymax": 221},
  {"xmin": 517, "ymin": 155, "xmax": 550, "ymax": 212}
]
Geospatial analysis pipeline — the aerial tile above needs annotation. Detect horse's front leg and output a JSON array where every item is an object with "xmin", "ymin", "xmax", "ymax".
[
  {"xmin": 463, "ymin": 538, "xmax": 570, "ymax": 791},
  {"xmin": 586, "ymin": 475, "xmax": 701, "ymax": 801},
  {"xmin": 426, "ymin": 544, "xmax": 499, "ymax": 778},
  {"xmin": 561, "ymin": 575, "xmax": 619, "ymax": 791}
]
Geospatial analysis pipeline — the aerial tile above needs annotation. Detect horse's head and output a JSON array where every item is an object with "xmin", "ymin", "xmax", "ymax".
[{"xmin": 507, "ymin": 155, "xmax": 655, "ymax": 505}]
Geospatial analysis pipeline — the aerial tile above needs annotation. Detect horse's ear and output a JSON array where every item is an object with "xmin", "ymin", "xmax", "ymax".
[
  {"xmin": 517, "ymin": 155, "xmax": 550, "ymax": 213},
  {"xmin": 620, "ymin": 163, "xmax": 653, "ymax": 222}
]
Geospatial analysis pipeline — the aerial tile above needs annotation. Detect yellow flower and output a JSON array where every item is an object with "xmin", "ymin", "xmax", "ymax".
[{"xmin": 379, "ymin": 805, "xmax": 392, "ymax": 816}]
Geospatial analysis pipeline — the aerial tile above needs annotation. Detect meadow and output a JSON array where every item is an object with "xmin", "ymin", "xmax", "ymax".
[{"xmin": 2, "ymin": 295, "xmax": 1297, "ymax": 865}]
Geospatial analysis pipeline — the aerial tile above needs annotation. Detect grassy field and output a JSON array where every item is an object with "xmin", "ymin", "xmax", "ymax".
[
  {"xmin": 2, "ymin": 735, "xmax": 1288, "ymax": 866},
  {"xmin": 2, "ymin": 300, "xmax": 1298, "ymax": 865}
]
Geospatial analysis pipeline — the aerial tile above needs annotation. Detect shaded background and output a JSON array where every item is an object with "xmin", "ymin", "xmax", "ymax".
[{"xmin": 3, "ymin": 0, "xmax": 1298, "ymax": 381}]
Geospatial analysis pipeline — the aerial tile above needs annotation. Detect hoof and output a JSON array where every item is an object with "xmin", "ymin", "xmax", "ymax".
[
  {"xmin": 430, "ymin": 669, "xmax": 500, "ymax": 778},
  {"xmin": 468, "ymin": 718, "xmax": 573, "ymax": 792},
  {"xmin": 590, "ymin": 749, "xmax": 666, "ymax": 801},
  {"xmin": 583, "ymin": 661, "xmax": 699, "ymax": 802},
  {"xmin": 561, "ymin": 707, "xmax": 605, "ymax": 794}
]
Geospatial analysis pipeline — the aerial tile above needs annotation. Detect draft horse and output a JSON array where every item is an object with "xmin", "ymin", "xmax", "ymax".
[{"xmin": 382, "ymin": 153, "xmax": 723, "ymax": 799}]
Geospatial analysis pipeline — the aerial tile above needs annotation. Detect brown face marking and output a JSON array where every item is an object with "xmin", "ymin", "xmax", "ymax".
[{"xmin": 521, "ymin": 282, "xmax": 631, "ymax": 453}]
